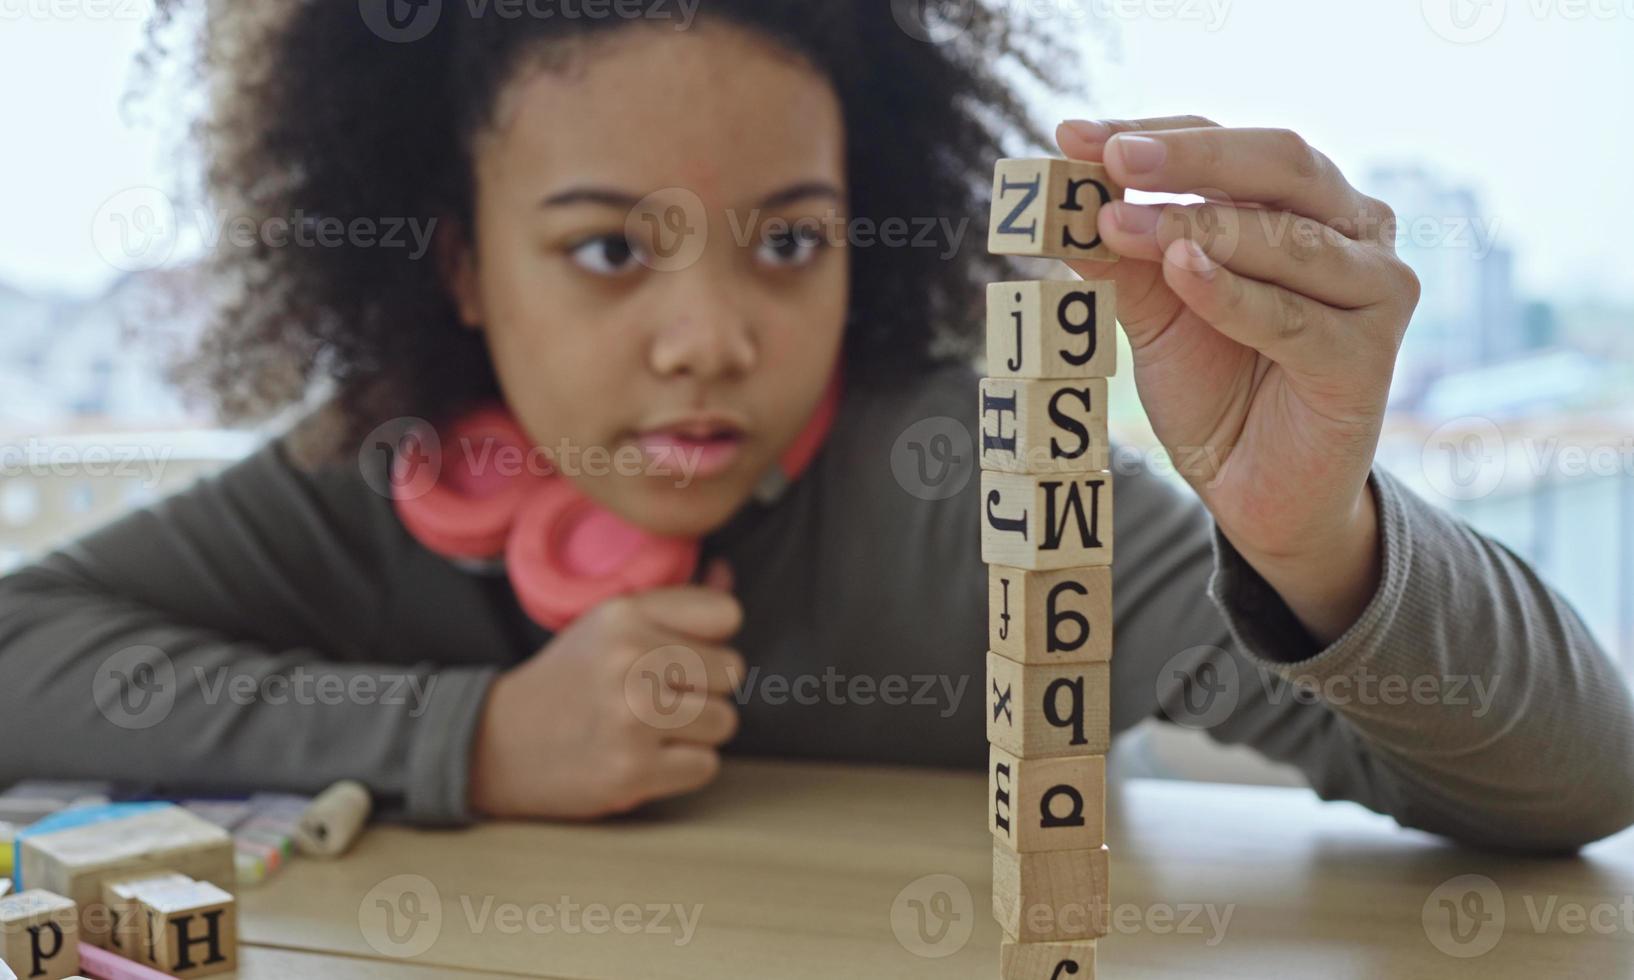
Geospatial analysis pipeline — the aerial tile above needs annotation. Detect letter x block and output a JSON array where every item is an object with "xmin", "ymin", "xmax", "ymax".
[
  {"xmin": 987, "ymin": 280, "xmax": 1117, "ymax": 380},
  {"xmin": 981, "ymin": 471, "xmax": 1113, "ymax": 570},
  {"xmin": 987, "ymin": 653, "xmax": 1110, "ymax": 758},
  {"xmin": 979, "ymin": 378, "xmax": 1110, "ymax": 476},
  {"xmin": 989, "ymin": 159, "xmax": 1124, "ymax": 262}
]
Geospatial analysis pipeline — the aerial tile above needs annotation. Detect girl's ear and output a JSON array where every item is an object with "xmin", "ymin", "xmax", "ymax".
[{"xmin": 435, "ymin": 217, "xmax": 485, "ymax": 331}]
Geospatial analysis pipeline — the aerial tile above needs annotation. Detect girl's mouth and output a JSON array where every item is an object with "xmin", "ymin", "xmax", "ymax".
[{"xmin": 634, "ymin": 422, "xmax": 747, "ymax": 480}]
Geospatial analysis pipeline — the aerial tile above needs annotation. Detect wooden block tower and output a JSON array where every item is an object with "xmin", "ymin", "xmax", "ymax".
[{"xmin": 983, "ymin": 157, "xmax": 1123, "ymax": 978}]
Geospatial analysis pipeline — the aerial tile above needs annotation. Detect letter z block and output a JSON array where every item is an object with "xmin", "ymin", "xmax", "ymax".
[{"xmin": 989, "ymin": 159, "xmax": 1123, "ymax": 262}]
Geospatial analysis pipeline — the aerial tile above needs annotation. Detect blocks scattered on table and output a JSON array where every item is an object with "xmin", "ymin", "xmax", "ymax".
[
  {"xmin": 18, "ymin": 805, "xmax": 234, "ymax": 946},
  {"xmin": 102, "ymin": 870, "xmax": 191, "ymax": 965},
  {"xmin": 987, "ymin": 280, "xmax": 1117, "ymax": 380},
  {"xmin": 0, "ymin": 889, "xmax": 78, "ymax": 980},
  {"xmin": 989, "ymin": 565, "xmax": 1112, "ymax": 666},
  {"xmin": 1000, "ymin": 938, "xmax": 1097, "ymax": 979},
  {"xmin": 993, "ymin": 843, "xmax": 1110, "ymax": 943},
  {"xmin": 979, "ymin": 378, "xmax": 1110, "ymax": 475},
  {"xmin": 989, "ymin": 159, "xmax": 1124, "ymax": 263},
  {"xmin": 981, "ymin": 471, "xmax": 1112, "ymax": 571},
  {"xmin": 990, "ymin": 747, "xmax": 1105, "ymax": 854},
  {"xmin": 987, "ymin": 653, "xmax": 1110, "ymax": 759}
]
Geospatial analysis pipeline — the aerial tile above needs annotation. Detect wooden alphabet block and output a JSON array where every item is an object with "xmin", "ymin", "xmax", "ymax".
[
  {"xmin": 136, "ymin": 880, "xmax": 237, "ymax": 978},
  {"xmin": 1000, "ymin": 938, "xmax": 1097, "ymax": 979},
  {"xmin": 981, "ymin": 471, "xmax": 1113, "ymax": 571},
  {"xmin": 102, "ymin": 871, "xmax": 190, "ymax": 964},
  {"xmin": 989, "ymin": 159, "xmax": 1123, "ymax": 262},
  {"xmin": 987, "ymin": 280, "xmax": 1117, "ymax": 380},
  {"xmin": 987, "ymin": 653, "xmax": 1110, "ymax": 759},
  {"xmin": 0, "ymin": 889, "xmax": 79, "ymax": 980},
  {"xmin": 989, "ymin": 565, "xmax": 1112, "ymax": 665},
  {"xmin": 990, "ymin": 747, "xmax": 1105, "ymax": 853},
  {"xmin": 19, "ymin": 806, "xmax": 234, "ymax": 947},
  {"xmin": 993, "ymin": 844, "xmax": 1110, "ymax": 943},
  {"xmin": 979, "ymin": 378, "xmax": 1109, "ymax": 476}
]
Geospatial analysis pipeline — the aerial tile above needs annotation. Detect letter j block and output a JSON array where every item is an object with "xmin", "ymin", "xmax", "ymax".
[
  {"xmin": 981, "ymin": 471, "xmax": 1113, "ymax": 570},
  {"xmin": 987, "ymin": 279, "xmax": 1117, "ymax": 380}
]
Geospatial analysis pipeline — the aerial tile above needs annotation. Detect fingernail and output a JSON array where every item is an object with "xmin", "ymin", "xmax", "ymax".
[
  {"xmin": 1109, "ymin": 201, "xmax": 1159, "ymax": 234},
  {"xmin": 1110, "ymin": 134, "xmax": 1166, "ymax": 174},
  {"xmin": 1061, "ymin": 119, "xmax": 1111, "ymax": 143},
  {"xmin": 1169, "ymin": 238, "xmax": 1216, "ymax": 278}
]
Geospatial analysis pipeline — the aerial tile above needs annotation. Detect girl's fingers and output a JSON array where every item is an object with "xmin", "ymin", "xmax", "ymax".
[
  {"xmin": 628, "ymin": 584, "xmax": 742, "ymax": 641},
  {"xmin": 1098, "ymin": 200, "xmax": 1395, "ymax": 310},
  {"xmin": 1158, "ymin": 238, "xmax": 1361, "ymax": 375},
  {"xmin": 664, "ymin": 696, "xmax": 740, "ymax": 747},
  {"xmin": 650, "ymin": 744, "xmax": 723, "ymax": 798},
  {"xmin": 701, "ymin": 557, "xmax": 735, "ymax": 593},
  {"xmin": 1056, "ymin": 115, "xmax": 1220, "ymax": 163}
]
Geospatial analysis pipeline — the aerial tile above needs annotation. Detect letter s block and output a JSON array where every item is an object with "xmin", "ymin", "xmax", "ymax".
[
  {"xmin": 979, "ymin": 378, "xmax": 1110, "ymax": 476},
  {"xmin": 981, "ymin": 471, "xmax": 1113, "ymax": 570},
  {"xmin": 989, "ymin": 158, "xmax": 1123, "ymax": 262},
  {"xmin": 987, "ymin": 280, "xmax": 1117, "ymax": 380}
]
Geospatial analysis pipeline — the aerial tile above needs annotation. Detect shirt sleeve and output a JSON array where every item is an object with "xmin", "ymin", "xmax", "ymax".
[
  {"xmin": 1197, "ymin": 465, "xmax": 1634, "ymax": 851},
  {"xmin": 0, "ymin": 437, "xmax": 505, "ymax": 826}
]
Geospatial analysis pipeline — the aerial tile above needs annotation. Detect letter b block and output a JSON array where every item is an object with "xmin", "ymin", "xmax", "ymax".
[
  {"xmin": 981, "ymin": 471, "xmax": 1113, "ymax": 570},
  {"xmin": 989, "ymin": 159, "xmax": 1123, "ymax": 262},
  {"xmin": 979, "ymin": 378, "xmax": 1110, "ymax": 475},
  {"xmin": 987, "ymin": 653, "xmax": 1110, "ymax": 758},
  {"xmin": 987, "ymin": 280, "xmax": 1117, "ymax": 380}
]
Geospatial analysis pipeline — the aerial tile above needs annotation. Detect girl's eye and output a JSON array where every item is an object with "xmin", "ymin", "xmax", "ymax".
[
  {"xmin": 568, "ymin": 234, "xmax": 646, "ymax": 276},
  {"xmin": 756, "ymin": 222, "xmax": 826, "ymax": 269}
]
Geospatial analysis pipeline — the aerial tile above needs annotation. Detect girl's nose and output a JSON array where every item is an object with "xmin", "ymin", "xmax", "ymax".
[{"xmin": 647, "ymin": 280, "xmax": 757, "ymax": 381}]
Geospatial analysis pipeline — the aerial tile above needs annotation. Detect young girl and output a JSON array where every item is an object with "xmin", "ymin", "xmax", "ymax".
[{"xmin": 2, "ymin": 1, "xmax": 1630, "ymax": 851}]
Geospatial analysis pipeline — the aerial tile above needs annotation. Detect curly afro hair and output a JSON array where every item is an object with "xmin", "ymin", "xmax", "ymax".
[{"xmin": 142, "ymin": 0, "xmax": 1078, "ymax": 462}]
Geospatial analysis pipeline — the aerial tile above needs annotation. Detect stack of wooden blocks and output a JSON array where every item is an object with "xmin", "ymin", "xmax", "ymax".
[{"xmin": 982, "ymin": 157, "xmax": 1123, "ymax": 978}]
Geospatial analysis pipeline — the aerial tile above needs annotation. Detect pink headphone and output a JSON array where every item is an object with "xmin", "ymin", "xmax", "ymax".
[{"xmin": 393, "ymin": 371, "xmax": 842, "ymax": 631}]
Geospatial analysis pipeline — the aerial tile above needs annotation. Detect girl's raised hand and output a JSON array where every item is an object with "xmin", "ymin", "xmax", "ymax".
[
  {"xmin": 469, "ymin": 559, "xmax": 745, "ymax": 820},
  {"xmin": 1056, "ymin": 117, "xmax": 1421, "ymax": 644}
]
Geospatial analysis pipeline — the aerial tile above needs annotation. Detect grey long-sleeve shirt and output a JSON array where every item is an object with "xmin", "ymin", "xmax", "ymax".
[{"xmin": 2, "ymin": 364, "xmax": 1632, "ymax": 851}]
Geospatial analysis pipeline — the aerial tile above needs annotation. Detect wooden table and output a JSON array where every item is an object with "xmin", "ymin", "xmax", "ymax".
[{"xmin": 235, "ymin": 759, "xmax": 1634, "ymax": 978}]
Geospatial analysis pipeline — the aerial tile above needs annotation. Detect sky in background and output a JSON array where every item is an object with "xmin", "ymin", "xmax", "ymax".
[{"xmin": 0, "ymin": 0, "xmax": 1631, "ymax": 302}]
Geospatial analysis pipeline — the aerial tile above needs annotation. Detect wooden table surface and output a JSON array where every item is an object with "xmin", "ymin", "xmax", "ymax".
[{"xmin": 234, "ymin": 759, "xmax": 1634, "ymax": 978}]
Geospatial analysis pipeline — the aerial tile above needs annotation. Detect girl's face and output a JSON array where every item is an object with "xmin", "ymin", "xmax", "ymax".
[{"xmin": 443, "ymin": 23, "xmax": 849, "ymax": 538}]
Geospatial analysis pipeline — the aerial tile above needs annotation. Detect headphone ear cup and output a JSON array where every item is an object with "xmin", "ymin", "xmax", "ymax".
[
  {"xmin": 506, "ymin": 478, "xmax": 699, "ymax": 631},
  {"xmin": 393, "ymin": 408, "xmax": 542, "ymax": 559}
]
